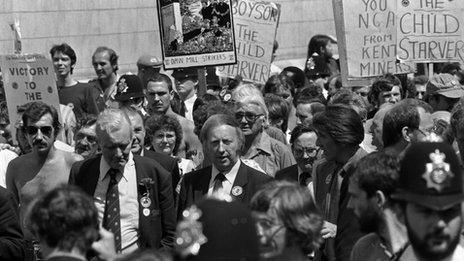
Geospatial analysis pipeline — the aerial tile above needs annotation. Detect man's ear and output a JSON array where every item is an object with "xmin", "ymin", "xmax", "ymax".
[
  {"xmin": 402, "ymin": 126, "xmax": 412, "ymax": 142},
  {"xmin": 374, "ymin": 190, "xmax": 387, "ymax": 209}
]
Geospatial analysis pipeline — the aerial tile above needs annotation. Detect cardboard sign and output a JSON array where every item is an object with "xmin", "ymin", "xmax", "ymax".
[
  {"xmin": 0, "ymin": 54, "xmax": 60, "ymax": 138},
  {"xmin": 157, "ymin": 0, "xmax": 237, "ymax": 69},
  {"xmin": 217, "ymin": 0, "xmax": 280, "ymax": 84},
  {"xmin": 333, "ymin": 0, "xmax": 415, "ymax": 86},
  {"xmin": 397, "ymin": 0, "xmax": 464, "ymax": 63}
]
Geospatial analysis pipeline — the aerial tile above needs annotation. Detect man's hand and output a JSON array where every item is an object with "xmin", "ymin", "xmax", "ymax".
[
  {"xmin": 321, "ymin": 221, "xmax": 337, "ymax": 239},
  {"xmin": 91, "ymin": 227, "xmax": 117, "ymax": 261}
]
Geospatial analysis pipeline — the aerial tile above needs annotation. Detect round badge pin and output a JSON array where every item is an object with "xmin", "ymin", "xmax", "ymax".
[
  {"xmin": 140, "ymin": 197, "xmax": 152, "ymax": 208},
  {"xmin": 231, "ymin": 186, "xmax": 243, "ymax": 196},
  {"xmin": 143, "ymin": 208, "xmax": 150, "ymax": 217}
]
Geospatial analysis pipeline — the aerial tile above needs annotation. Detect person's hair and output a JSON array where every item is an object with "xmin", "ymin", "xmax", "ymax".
[
  {"xmin": 313, "ymin": 104, "xmax": 364, "ymax": 146},
  {"xmin": 234, "ymin": 84, "xmax": 269, "ymax": 121},
  {"xmin": 28, "ymin": 185, "xmax": 99, "ymax": 254},
  {"xmin": 147, "ymin": 73, "xmax": 173, "ymax": 91},
  {"xmin": 117, "ymin": 249, "xmax": 172, "ymax": 261},
  {"xmin": 281, "ymin": 67, "xmax": 306, "ymax": 91},
  {"xmin": 406, "ymin": 75, "xmax": 428, "ymax": 98},
  {"xmin": 193, "ymin": 100, "xmax": 234, "ymax": 137},
  {"xmin": 294, "ymin": 84, "xmax": 326, "ymax": 107},
  {"xmin": 92, "ymin": 46, "xmax": 119, "ymax": 72},
  {"xmin": 22, "ymin": 102, "xmax": 61, "ymax": 137},
  {"xmin": 440, "ymin": 62, "xmax": 461, "ymax": 75},
  {"xmin": 76, "ymin": 114, "xmax": 97, "ymax": 131},
  {"xmin": 290, "ymin": 123, "xmax": 316, "ymax": 145},
  {"xmin": 251, "ymin": 180, "xmax": 323, "ymax": 255},
  {"xmin": 382, "ymin": 98, "xmax": 433, "ymax": 147},
  {"xmin": 96, "ymin": 108, "xmax": 132, "ymax": 139},
  {"xmin": 329, "ymin": 89, "xmax": 368, "ymax": 121},
  {"xmin": 0, "ymin": 101, "xmax": 9, "ymax": 125},
  {"xmin": 412, "ymin": 75, "xmax": 428, "ymax": 86},
  {"xmin": 263, "ymin": 74, "xmax": 295, "ymax": 98},
  {"xmin": 325, "ymin": 74, "xmax": 342, "ymax": 92},
  {"xmin": 199, "ymin": 114, "xmax": 244, "ymax": 152},
  {"xmin": 264, "ymin": 94, "xmax": 290, "ymax": 133},
  {"xmin": 368, "ymin": 74, "xmax": 402, "ymax": 106},
  {"xmin": 306, "ymin": 34, "xmax": 336, "ymax": 58},
  {"xmin": 450, "ymin": 98, "xmax": 464, "ymax": 139},
  {"xmin": 145, "ymin": 114, "xmax": 183, "ymax": 155},
  {"xmin": 49, "ymin": 43, "xmax": 77, "ymax": 74},
  {"xmin": 121, "ymin": 107, "xmax": 145, "ymax": 127},
  {"xmin": 352, "ymin": 152, "xmax": 400, "ymax": 200}
]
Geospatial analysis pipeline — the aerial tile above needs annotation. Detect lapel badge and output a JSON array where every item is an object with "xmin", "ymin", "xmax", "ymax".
[
  {"xmin": 140, "ymin": 196, "xmax": 152, "ymax": 208},
  {"xmin": 231, "ymin": 186, "xmax": 243, "ymax": 197},
  {"xmin": 422, "ymin": 149, "xmax": 454, "ymax": 192},
  {"xmin": 143, "ymin": 208, "xmax": 150, "ymax": 217}
]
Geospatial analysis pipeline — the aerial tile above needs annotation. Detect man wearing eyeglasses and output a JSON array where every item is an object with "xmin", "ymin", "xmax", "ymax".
[
  {"xmin": 275, "ymin": 123, "xmax": 319, "ymax": 188},
  {"xmin": 232, "ymin": 85, "xmax": 295, "ymax": 177},
  {"xmin": 5, "ymin": 102, "xmax": 83, "ymax": 250},
  {"xmin": 74, "ymin": 115, "xmax": 99, "ymax": 159},
  {"xmin": 382, "ymin": 99, "xmax": 435, "ymax": 158}
]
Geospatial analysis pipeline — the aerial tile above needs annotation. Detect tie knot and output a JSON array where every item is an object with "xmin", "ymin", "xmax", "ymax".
[
  {"xmin": 108, "ymin": 169, "xmax": 120, "ymax": 181},
  {"xmin": 215, "ymin": 173, "xmax": 226, "ymax": 182}
]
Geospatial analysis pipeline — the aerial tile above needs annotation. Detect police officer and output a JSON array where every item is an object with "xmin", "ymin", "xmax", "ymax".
[
  {"xmin": 137, "ymin": 54, "xmax": 163, "ymax": 87},
  {"xmin": 392, "ymin": 142, "xmax": 464, "ymax": 261}
]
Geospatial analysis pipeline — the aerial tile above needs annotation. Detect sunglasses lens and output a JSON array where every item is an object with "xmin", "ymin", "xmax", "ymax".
[
  {"xmin": 26, "ymin": 126, "xmax": 38, "ymax": 135},
  {"xmin": 41, "ymin": 126, "xmax": 53, "ymax": 136},
  {"xmin": 26, "ymin": 126, "xmax": 53, "ymax": 136}
]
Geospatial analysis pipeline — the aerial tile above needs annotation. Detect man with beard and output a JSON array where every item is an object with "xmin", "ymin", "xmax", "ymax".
[
  {"xmin": 275, "ymin": 123, "xmax": 318, "ymax": 187},
  {"xmin": 348, "ymin": 152, "xmax": 409, "ymax": 261},
  {"xmin": 6, "ymin": 102, "xmax": 82, "ymax": 243},
  {"xmin": 392, "ymin": 142, "xmax": 464, "ymax": 261},
  {"xmin": 74, "ymin": 115, "xmax": 99, "ymax": 159}
]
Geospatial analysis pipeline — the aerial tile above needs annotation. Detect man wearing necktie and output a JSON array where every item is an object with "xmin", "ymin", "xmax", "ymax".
[
  {"xmin": 69, "ymin": 108, "xmax": 176, "ymax": 254},
  {"xmin": 177, "ymin": 114, "xmax": 272, "ymax": 216},
  {"xmin": 275, "ymin": 123, "xmax": 319, "ymax": 188}
]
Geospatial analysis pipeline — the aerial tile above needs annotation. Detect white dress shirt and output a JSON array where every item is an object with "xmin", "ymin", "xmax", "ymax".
[
  {"xmin": 207, "ymin": 160, "xmax": 241, "ymax": 196},
  {"xmin": 183, "ymin": 93, "xmax": 197, "ymax": 122},
  {"xmin": 95, "ymin": 152, "xmax": 139, "ymax": 253}
]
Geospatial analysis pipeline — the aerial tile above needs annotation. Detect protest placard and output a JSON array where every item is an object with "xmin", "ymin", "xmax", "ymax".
[
  {"xmin": 216, "ymin": 0, "xmax": 280, "ymax": 84},
  {"xmin": 333, "ymin": 0, "xmax": 415, "ymax": 87},
  {"xmin": 0, "ymin": 54, "xmax": 60, "ymax": 142},
  {"xmin": 157, "ymin": 0, "xmax": 237, "ymax": 69},
  {"xmin": 396, "ymin": 0, "xmax": 464, "ymax": 63}
]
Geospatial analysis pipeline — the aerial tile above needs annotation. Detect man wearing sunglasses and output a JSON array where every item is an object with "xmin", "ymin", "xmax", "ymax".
[
  {"xmin": 276, "ymin": 123, "xmax": 319, "ymax": 188},
  {"xmin": 5, "ymin": 102, "xmax": 83, "ymax": 247}
]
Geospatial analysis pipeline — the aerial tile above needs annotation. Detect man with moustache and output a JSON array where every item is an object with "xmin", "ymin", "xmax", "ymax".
[
  {"xmin": 177, "ymin": 114, "xmax": 272, "ymax": 215},
  {"xmin": 392, "ymin": 142, "xmax": 464, "ymax": 261},
  {"xmin": 348, "ymin": 152, "xmax": 408, "ymax": 261},
  {"xmin": 69, "ymin": 108, "xmax": 175, "ymax": 253},
  {"xmin": 6, "ymin": 102, "xmax": 82, "ymax": 242},
  {"xmin": 275, "ymin": 123, "xmax": 319, "ymax": 187},
  {"xmin": 74, "ymin": 115, "xmax": 99, "ymax": 159}
]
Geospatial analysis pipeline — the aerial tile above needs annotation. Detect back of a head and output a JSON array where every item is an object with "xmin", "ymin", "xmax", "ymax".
[
  {"xmin": 176, "ymin": 197, "xmax": 259, "ymax": 261},
  {"xmin": 353, "ymin": 152, "xmax": 400, "ymax": 199},
  {"xmin": 313, "ymin": 104, "xmax": 364, "ymax": 146},
  {"xmin": 263, "ymin": 74, "xmax": 295, "ymax": 98},
  {"xmin": 382, "ymin": 99, "xmax": 433, "ymax": 147},
  {"xmin": 281, "ymin": 66, "xmax": 306, "ymax": 90},
  {"xmin": 329, "ymin": 89, "xmax": 368, "ymax": 121},
  {"xmin": 28, "ymin": 185, "xmax": 99, "ymax": 254}
]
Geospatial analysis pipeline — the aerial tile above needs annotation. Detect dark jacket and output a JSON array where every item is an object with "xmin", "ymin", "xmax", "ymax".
[
  {"xmin": 275, "ymin": 164, "xmax": 299, "ymax": 182},
  {"xmin": 177, "ymin": 161, "xmax": 272, "ymax": 217},
  {"xmin": 69, "ymin": 154, "xmax": 176, "ymax": 250},
  {"xmin": 143, "ymin": 149, "xmax": 181, "ymax": 198}
]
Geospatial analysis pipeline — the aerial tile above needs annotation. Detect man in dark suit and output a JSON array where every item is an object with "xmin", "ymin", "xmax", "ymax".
[
  {"xmin": 178, "ymin": 114, "xmax": 272, "ymax": 216},
  {"xmin": 0, "ymin": 186, "xmax": 26, "ymax": 260},
  {"xmin": 123, "ymin": 107, "xmax": 181, "ymax": 197},
  {"xmin": 69, "ymin": 108, "xmax": 176, "ymax": 254},
  {"xmin": 275, "ymin": 123, "xmax": 319, "ymax": 187}
]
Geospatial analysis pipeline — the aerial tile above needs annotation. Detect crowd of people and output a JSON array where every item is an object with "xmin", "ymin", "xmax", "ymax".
[{"xmin": 0, "ymin": 33, "xmax": 463, "ymax": 261}]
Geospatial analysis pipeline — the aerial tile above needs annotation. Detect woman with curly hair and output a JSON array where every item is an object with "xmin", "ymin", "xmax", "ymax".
[
  {"xmin": 251, "ymin": 180, "xmax": 323, "ymax": 260},
  {"xmin": 145, "ymin": 114, "xmax": 196, "ymax": 176}
]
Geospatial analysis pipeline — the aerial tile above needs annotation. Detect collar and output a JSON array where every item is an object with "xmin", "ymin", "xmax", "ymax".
[
  {"xmin": 250, "ymin": 131, "xmax": 272, "ymax": 156},
  {"xmin": 211, "ymin": 159, "xmax": 241, "ymax": 184},
  {"xmin": 99, "ymin": 152, "xmax": 134, "ymax": 182},
  {"xmin": 184, "ymin": 93, "xmax": 197, "ymax": 104}
]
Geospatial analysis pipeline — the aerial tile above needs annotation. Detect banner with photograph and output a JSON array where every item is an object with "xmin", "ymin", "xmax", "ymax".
[
  {"xmin": 158, "ymin": 0, "xmax": 237, "ymax": 69},
  {"xmin": 396, "ymin": 0, "xmax": 464, "ymax": 63},
  {"xmin": 217, "ymin": 0, "xmax": 280, "ymax": 84}
]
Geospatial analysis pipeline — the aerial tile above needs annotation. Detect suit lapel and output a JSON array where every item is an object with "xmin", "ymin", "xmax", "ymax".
[
  {"xmin": 194, "ymin": 167, "xmax": 211, "ymax": 199},
  {"xmin": 82, "ymin": 156, "xmax": 102, "ymax": 196},
  {"xmin": 231, "ymin": 163, "xmax": 248, "ymax": 202}
]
